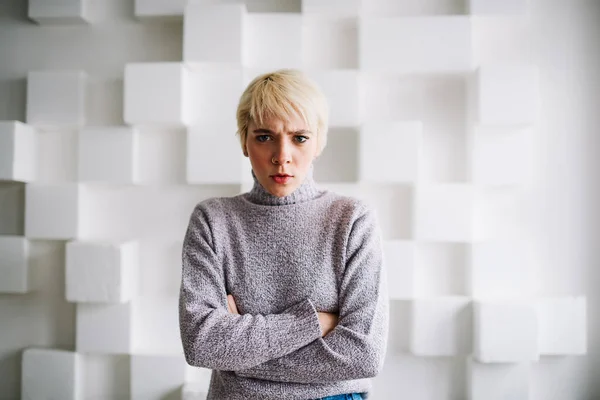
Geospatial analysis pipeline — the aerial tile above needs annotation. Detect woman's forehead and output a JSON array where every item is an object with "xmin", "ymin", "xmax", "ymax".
[{"xmin": 250, "ymin": 112, "xmax": 309, "ymax": 133}]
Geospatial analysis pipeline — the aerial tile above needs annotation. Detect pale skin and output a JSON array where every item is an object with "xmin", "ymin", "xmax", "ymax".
[{"xmin": 227, "ymin": 113, "xmax": 339, "ymax": 337}]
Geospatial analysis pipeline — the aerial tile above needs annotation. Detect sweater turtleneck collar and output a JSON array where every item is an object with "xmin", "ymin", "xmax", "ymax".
[{"xmin": 245, "ymin": 164, "xmax": 323, "ymax": 206}]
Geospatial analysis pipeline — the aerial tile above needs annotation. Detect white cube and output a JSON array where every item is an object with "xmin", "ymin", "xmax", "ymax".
[
  {"xmin": 0, "ymin": 236, "xmax": 30, "ymax": 293},
  {"xmin": 187, "ymin": 65, "xmax": 244, "ymax": 125},
  {"xmin": 76, "ymin": 302, "xmax": 133, "ymax": 354},
  {"xmin": 476, "ymin": 65, "xmax": 539, "ymax": 126},
  {"xmin": 536, "ymin": 297, "xmax": 587, "ymax": 355},
  {"xmin": 303, "ymin": 17, "xmax": 358, "ymax": 69},
  {"xmin": 134, "ymin": 0, "xmax": 186, "ymax": 20},
  {"xmin": 25, "ymin": 184, "xmax": 91, "ymax": 240},
  {"xmin": 28, "ymin": 0, "xmax": 90, "ymax": 24},
  {"xmin": 124, "ymin": 63, "xmax": 191, "ymax": 127},
  {"xmin": 414, "ymin": 184, "xmax": 475, "ymax": 242},
  {"xmin": 359, "ymin": 121, "xmax": 422, "ymax": 183},
  {"xmin": 244, "ymin": 13, "xmax": 302, "ymax": 69},
  {"xmin": 27, "ymin": 70, "xmax": 86, "ymax": 129},
  {"xmin": 469, "ymin": 0, "xmax": 529, "ymax": 15},
  {"xmin": 410, "ymin": 297, "xmax": 472, "ymax": 356},
  {"xmin": 469, "ymin": 126, "xmax": 531, "ymax": 186},
  {"xmin": 305, "ymin": 70, "xmax": 360, "ymax": 126},
  {"xmin": 78, "ymin": 126, "xmax": 139, "ymax": 184},
  {"xmin": 187, "ymin": 123, "xmax": 244, "ymax": 184},
  {"xmin": 22, "ymin": 348, "xmax": 83, "ymax": 400},
  {"xmin": 185, "ymin": 365, "xmax": 212, "ymax": 391},
  {"xmin": 133, "ymin": 296, "xmax": 183, "ymax": 355},
  {"xmin": 474, "ymin": 301, "xmax": 539, "ymax": 363},
  {"xmin": 383, "ymin": 240, "xmax": 415, "ymax": 299},
  {"xmin": 468, "ymin": 358, "xmax": 530, "ymax": 400},
  {"xmin": 468, "ymin": 241, "xmax": 535, "ymax": 299},
  {"xmin": 302, "ymin": 0, "xmax": 361, "ymax": 17},
  {"xmin": 0, "ymin": 121, "xmax": 36, "ymax": 182},
  {"xmin": 131, "ymin": 355, "xmax": 187, "ymax": 400},
  {"xmin": 414, "ymin": 243, "xmax": 467, "ymax": 297},
  {"xmin": 184, "ymin": 3, "xmax": 246, "ymax": 64},
  {"xmin": 182, "ymin": 383, "xmax": 208, "ymax": 400},
  {"xmin": 66, "ymin": 240, "xmax": 139, "ymax": 304},
  {"xmin": 360, "ymin": 16, "xmax": 472, "ymax": 73}
]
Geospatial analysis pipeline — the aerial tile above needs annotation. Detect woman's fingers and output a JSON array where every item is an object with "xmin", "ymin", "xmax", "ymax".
[{"xmin": 227, "ymin": 294, "xmax": 239, "ymax": 314}]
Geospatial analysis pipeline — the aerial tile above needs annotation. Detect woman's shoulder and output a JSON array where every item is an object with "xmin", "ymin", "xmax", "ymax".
[
  {"xmin": 188, "ymin": 196, "xmax": 237, "ymax": 220},
  {"xmin": 322, "ymin": 190, "xmax": 375, "ymax": 221}
]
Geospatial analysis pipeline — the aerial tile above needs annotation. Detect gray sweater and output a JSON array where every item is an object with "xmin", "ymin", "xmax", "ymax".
[{"xmin": 179, "ymin": 167, "xmax": 389, "ymax": 400}]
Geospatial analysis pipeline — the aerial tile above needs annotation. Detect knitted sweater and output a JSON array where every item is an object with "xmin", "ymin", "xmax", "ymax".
[{"xmin": 179, "ymin": 168, "xmax": 389, "ymax": 400}]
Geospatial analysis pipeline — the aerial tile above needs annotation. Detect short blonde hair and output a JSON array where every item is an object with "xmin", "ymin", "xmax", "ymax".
[{"xmin": 236, "ymin": 69, "xmax": 329, "ymax": 156}]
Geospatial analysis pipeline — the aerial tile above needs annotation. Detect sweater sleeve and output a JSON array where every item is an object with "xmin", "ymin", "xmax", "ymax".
[
  {"xmin": 234, "ymin": 205, "xmax": 390, "ymax": 383},
  {"xmin": 178, "ymin": 203, "xmax": 323, "ymax": 371}
]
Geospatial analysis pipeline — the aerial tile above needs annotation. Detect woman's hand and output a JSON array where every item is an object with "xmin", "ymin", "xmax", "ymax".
[
  {"xmin": 227, "ymin": 294, "xmax": 239, "ymax": 314},
  {"xmin": 317, "ymin": 312, "xmax": 339, "ymax": 337}
]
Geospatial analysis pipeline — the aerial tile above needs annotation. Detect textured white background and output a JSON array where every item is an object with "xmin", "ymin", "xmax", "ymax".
[{"xmin": 0, "ymin": 0, "xmax": 599, "ymax": 399}]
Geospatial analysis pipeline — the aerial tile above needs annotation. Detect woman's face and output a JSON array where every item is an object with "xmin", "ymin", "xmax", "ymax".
[{"xmin": 245, "ymin": 113, "xmax": 318, "ymax": 198}]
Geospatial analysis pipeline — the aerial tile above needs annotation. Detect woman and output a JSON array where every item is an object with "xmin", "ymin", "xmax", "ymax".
[{"xmin": 179, "ymin": 69, "xmax": 389, "ymax": 400}]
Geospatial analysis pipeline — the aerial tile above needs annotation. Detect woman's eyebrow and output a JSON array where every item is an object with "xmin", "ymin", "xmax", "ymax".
[
  {"xmin": 252, "ymin": 128, "xmax": 312, "ymax": 135},
  {"xmin": 252, "ymin": 128, "xmax": 275, "ymax": 134}
]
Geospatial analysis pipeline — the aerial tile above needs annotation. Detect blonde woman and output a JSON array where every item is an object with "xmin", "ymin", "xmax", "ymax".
[{"xmin": 179, "ymin": 69, "xmax": 389, "ymax": 400}]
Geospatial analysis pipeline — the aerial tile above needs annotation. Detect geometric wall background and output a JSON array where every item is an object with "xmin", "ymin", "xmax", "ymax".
[{"xmin": 0, "ymin": 0, "xmax": 598, "ymax": 399}]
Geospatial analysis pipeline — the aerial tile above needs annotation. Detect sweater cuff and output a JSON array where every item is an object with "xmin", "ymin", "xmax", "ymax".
[{"xmin": 286, "ymin": 298, "xmax": 322, "ymax": 341}]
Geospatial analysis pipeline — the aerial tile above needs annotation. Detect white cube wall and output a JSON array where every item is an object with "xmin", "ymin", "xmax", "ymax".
[
  {"xmin": 536, "ymin": 297, "xmax": 587, "ymax": 355},
  {"xmin": 302, "ymin": 0, "xmax": 361, "ymax": 17},
  {"xmin": 469, "ymin": 0, "xmax": 529, "ymax": 15},
  {"xmin": 468, "ymin": 359, "xmax": 531, "ymax": 400},
  {"xmin": 134, "ymin": 0, "xmax": 186, "ymax": 20},
  {"xmin": 25, "ymin": 184, "xmax": 90, "ymax": 240},
  {"xmin": 184, "ymin": 4, "xmax": 246, "ymax": 64},
  {"xmin": 26, "ymin": 70, "xmax": 86, "ymax": 129},
  {"xmin": 410, "ymin": 297, "xmax": 472, "ymax": 356},
  {"xmin": 360, "ymin": 17, "xmax": 472, "ymax": 73},
  {"xmin": 474, "ymin": 301, "xmax": 539, "ymax": 363},
  {"xmin": 244, "ymin": 14, "xmax": 302, "ymax": 69},
  {"xmin": 76, "ymin": 302, "xmax": 133, "ymax": 354},
  {"xmin": 414, "ymin": 184, "xmax": 475, "ymax": 242},
  {"xmin": 0, "ymin": 236, "xmax": 30, "ymax": 293},
  {"xmin": 383, "ymin": 240, "xmax": 415, "ymax": 299},
  {"xmin": 0, "ymin": 121, "xmax": 36, "ymax": 182},
  {"xmin": 305, "ymin": 70, "xmax": 360, "ymax": 126},
  {"xmin": 22, "ymin": 348, "xmax": 83, "ymax": 400},
  {"xmin": 303, "ymin": 17, "xmax": 358, "ymax": 69},
  {"xmin": 124, "ymin": 63, "xmax": 191, "ymax": 127},
  {"xmin": 469, "ymin": 126, "xmax": 532, "ymax": 186},
  {"xmin": 185, "ymin": 365, "xmax": 212, "ymax": 392},
  {"xmin": 78, "ymin": 127, "xmax": 140, "ymax": 184},
  {"xmin": 182, "ymin": 383, "xmax": 208, "ymax": 400},
  {"xmin": 359, "ymin": 121, "xmax": 422, "ymax": 183},
  {"xmin": 476, "ymin": 65, "xmax": 539, "ymax": 126},
  {"xmin": 133, "ymin": 296, "xmax": 183, "ymax": 355},
  {"xmin": 28, "ymin": 0, "xmax": 90, "ymax": 24},
  {"xmin": 66, "ymin": 240, "xmax": 139, "ymax": 304},
  {"xmin": 131, "ymin": 355, "xmax": 186, "ymax": 400},
  {"xmin": 187, "ymin": 124, "xmax": 245, "ymax": 184},
  {"xmin": 187, "ymin": 66, "xmax": 244, "ymax": 125},
  {"xmin": 468, "ymin": 241, "xmax": 535, "ymax": 299}
]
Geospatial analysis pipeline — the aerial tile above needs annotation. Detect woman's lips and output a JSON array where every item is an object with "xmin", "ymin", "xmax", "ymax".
[{"xmin": 271, "ymin": 175, "xmax": 292, "ymax": 184}]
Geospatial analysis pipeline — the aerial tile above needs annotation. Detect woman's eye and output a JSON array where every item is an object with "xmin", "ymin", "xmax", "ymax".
[
  {"xmin": 256, "ymin": 135, "xmax": 271, "ymax": 142},
  {"xmin": 295, "ymin": 136, "xmax": 309, "ymax": 143}
]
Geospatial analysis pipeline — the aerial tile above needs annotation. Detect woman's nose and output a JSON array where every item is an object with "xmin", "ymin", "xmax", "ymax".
[{"xmin": 272, "ymin": 142, "xmax": 292, "ymax": 164}]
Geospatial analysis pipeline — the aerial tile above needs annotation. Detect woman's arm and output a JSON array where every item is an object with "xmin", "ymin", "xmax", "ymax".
[
  {"xmin": 179, "ymin": 203, "xmax": 323, "ymax": 371},
  {"xmin": 234, "ymin": 206, "xmax": 390, "ymax": 383}
]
